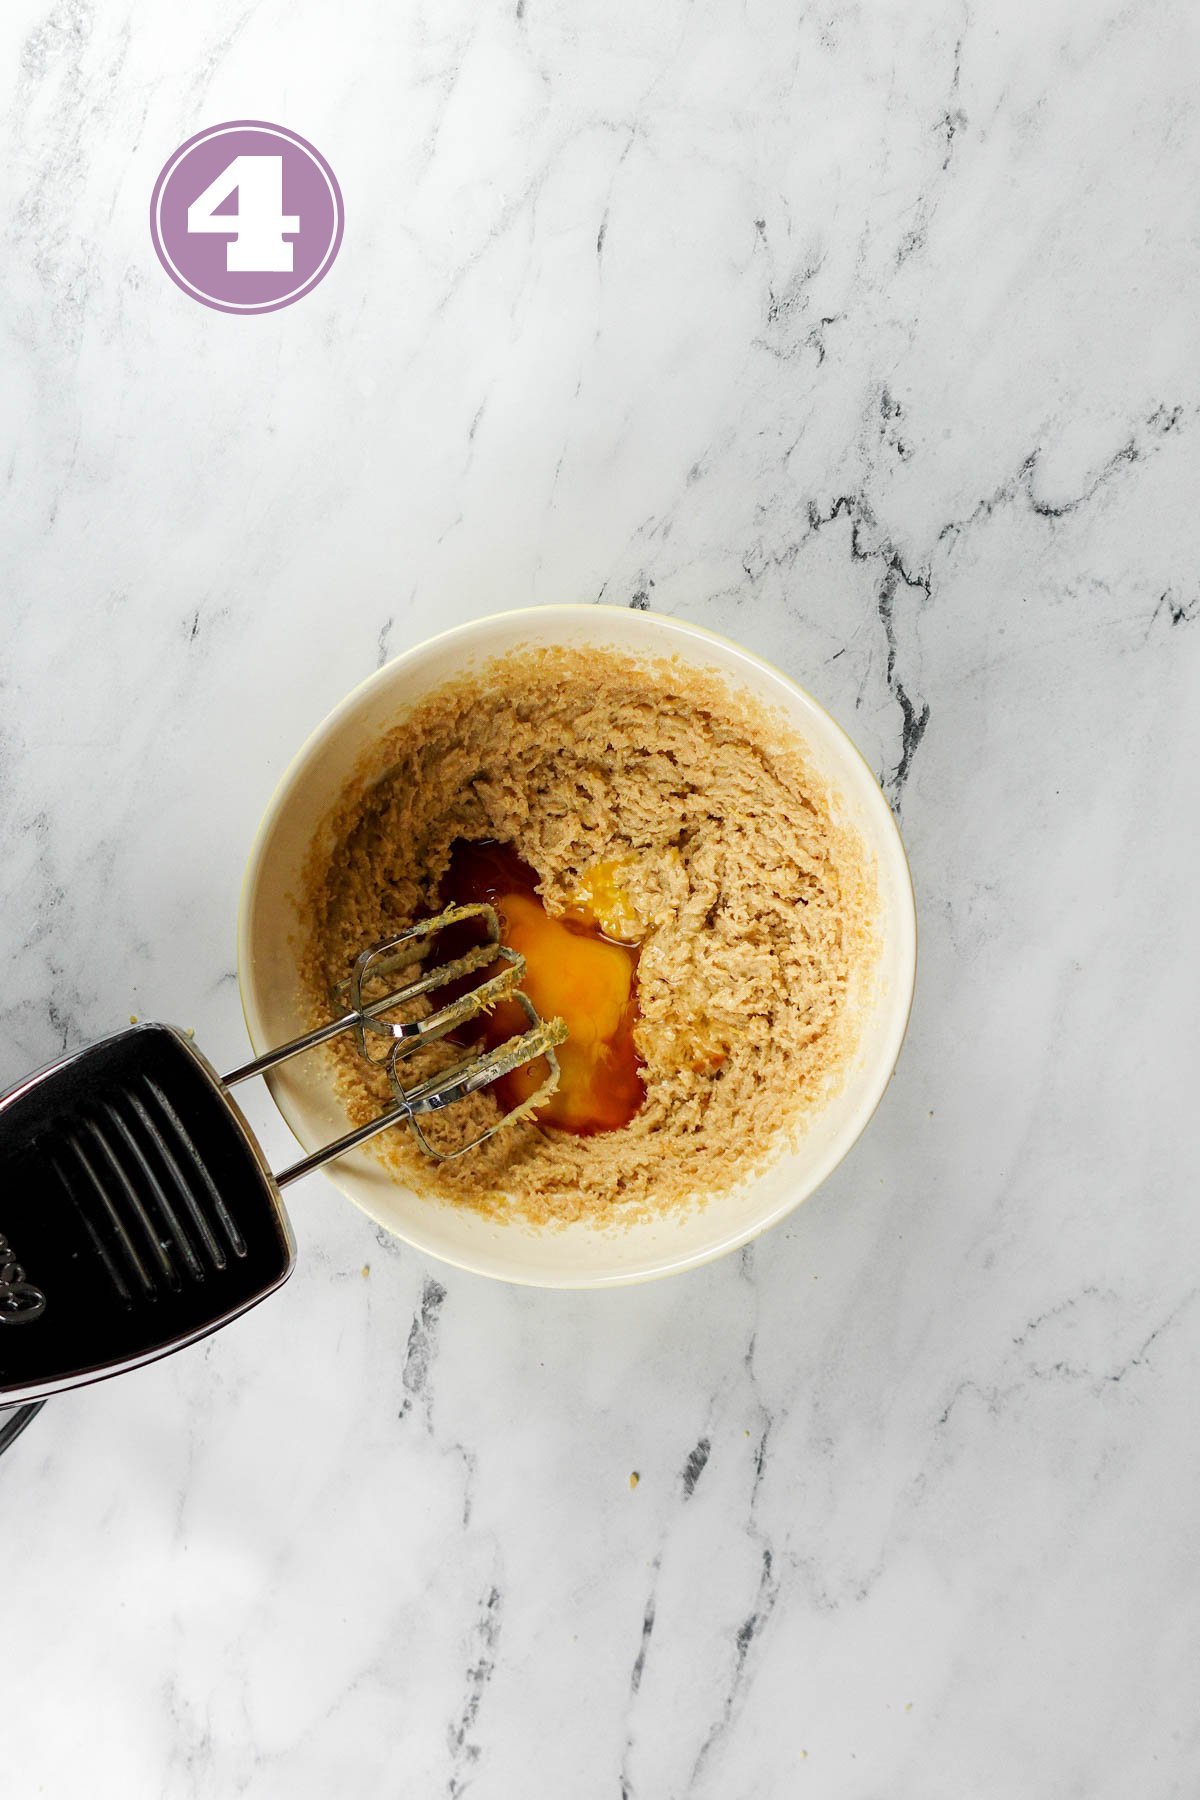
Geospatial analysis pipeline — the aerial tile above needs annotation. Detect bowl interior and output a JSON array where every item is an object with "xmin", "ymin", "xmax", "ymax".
[{"xmin": 238, "ymin": 607, "xmax": 915, "ymax": 1287}]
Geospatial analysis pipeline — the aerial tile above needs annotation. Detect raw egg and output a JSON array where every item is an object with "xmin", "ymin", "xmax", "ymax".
[{"xmin": 439, "ymin": 841, "xmax": 645, "ymax": 1134}]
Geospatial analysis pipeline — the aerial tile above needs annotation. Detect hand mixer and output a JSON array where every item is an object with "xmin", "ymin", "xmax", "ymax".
[{"xmin": 0, "ymin": 904, "xmax": 566, "ymax": 1435}]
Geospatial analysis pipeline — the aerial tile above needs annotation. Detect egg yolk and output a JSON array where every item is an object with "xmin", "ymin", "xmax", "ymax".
[
  {"xmin": 563, "ymin": 859, "xmax": 643, "ymax": 943},
  {"xmin": 438, "ymin": 841, "xmax": 645, "ymax": 1134}
]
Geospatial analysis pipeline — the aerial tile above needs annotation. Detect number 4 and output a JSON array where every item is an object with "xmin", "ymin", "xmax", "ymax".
[{"xmin": 187, "ymin": 155, "xmax": 299, "ymax": 273}]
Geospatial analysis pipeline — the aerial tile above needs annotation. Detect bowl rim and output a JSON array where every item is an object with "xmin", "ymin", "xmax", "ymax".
[{"xmin": 237, "ymin": 603, "xmax": 918, "ymax": 1286}]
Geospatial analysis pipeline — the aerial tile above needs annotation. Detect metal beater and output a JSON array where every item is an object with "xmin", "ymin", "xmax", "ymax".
[
  {"xmin": 228, "ymin": 901, "xmax": 566, "ymax": 1178},
  {"xmin": 0, "ymin": 903, "xmax": 565, "ymax": 1414}
]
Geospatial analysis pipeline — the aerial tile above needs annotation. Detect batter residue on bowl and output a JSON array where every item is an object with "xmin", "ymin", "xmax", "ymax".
[{"xmin": 301, "ymin": 645, "xmax": 877, "ymax": 1225}]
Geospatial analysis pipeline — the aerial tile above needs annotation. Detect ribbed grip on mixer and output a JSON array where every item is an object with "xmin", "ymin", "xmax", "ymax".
[
  {"xmin": 46, "ymin": 1074, "xmax": 250, "ymax": 1302},
  {"xmin": 0, "ymin": 1025, "xmax": 295, "ymax": 1406}
]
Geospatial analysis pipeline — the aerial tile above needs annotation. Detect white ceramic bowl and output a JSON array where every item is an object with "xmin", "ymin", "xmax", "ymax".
[{"xmin": 238, "ymin": 606, "xmax": 916, "ymax": 1287}]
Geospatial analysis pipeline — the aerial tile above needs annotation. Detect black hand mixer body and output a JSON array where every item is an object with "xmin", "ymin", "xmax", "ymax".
[{"xmin": 0, "ymin": 1025, "xmax": 295, "ymax": 1407}]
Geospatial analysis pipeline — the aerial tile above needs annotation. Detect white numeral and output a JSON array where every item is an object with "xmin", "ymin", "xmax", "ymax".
[{"xmin": 186, "ymin": 155, "xmax": 299, "ymax": 273}]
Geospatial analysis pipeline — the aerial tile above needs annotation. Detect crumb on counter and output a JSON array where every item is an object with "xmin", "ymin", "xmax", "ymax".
[
  {"xmin": 361, "ymin": 1264, "xmax": 370, "ymax": 1279},
  {"xmin": 629, "ymin": 1470, "xmax": 640, "ymax": 1489}
]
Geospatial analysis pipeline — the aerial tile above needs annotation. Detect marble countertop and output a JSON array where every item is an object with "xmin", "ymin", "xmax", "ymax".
[{"xmin": 3, "ymin": 0, "xmax": 1198, "ymax": 1793}]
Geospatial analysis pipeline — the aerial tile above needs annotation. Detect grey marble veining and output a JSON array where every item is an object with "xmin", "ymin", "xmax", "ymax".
[{"xmin": 2, "ymin": 0, "xmax": 1199, "ymax": 1794}]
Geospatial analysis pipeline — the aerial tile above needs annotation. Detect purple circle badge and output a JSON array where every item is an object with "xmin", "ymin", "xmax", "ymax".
[{"xmin": 150, "ymin": 121, "xmax": 344, "ymax": 314}]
